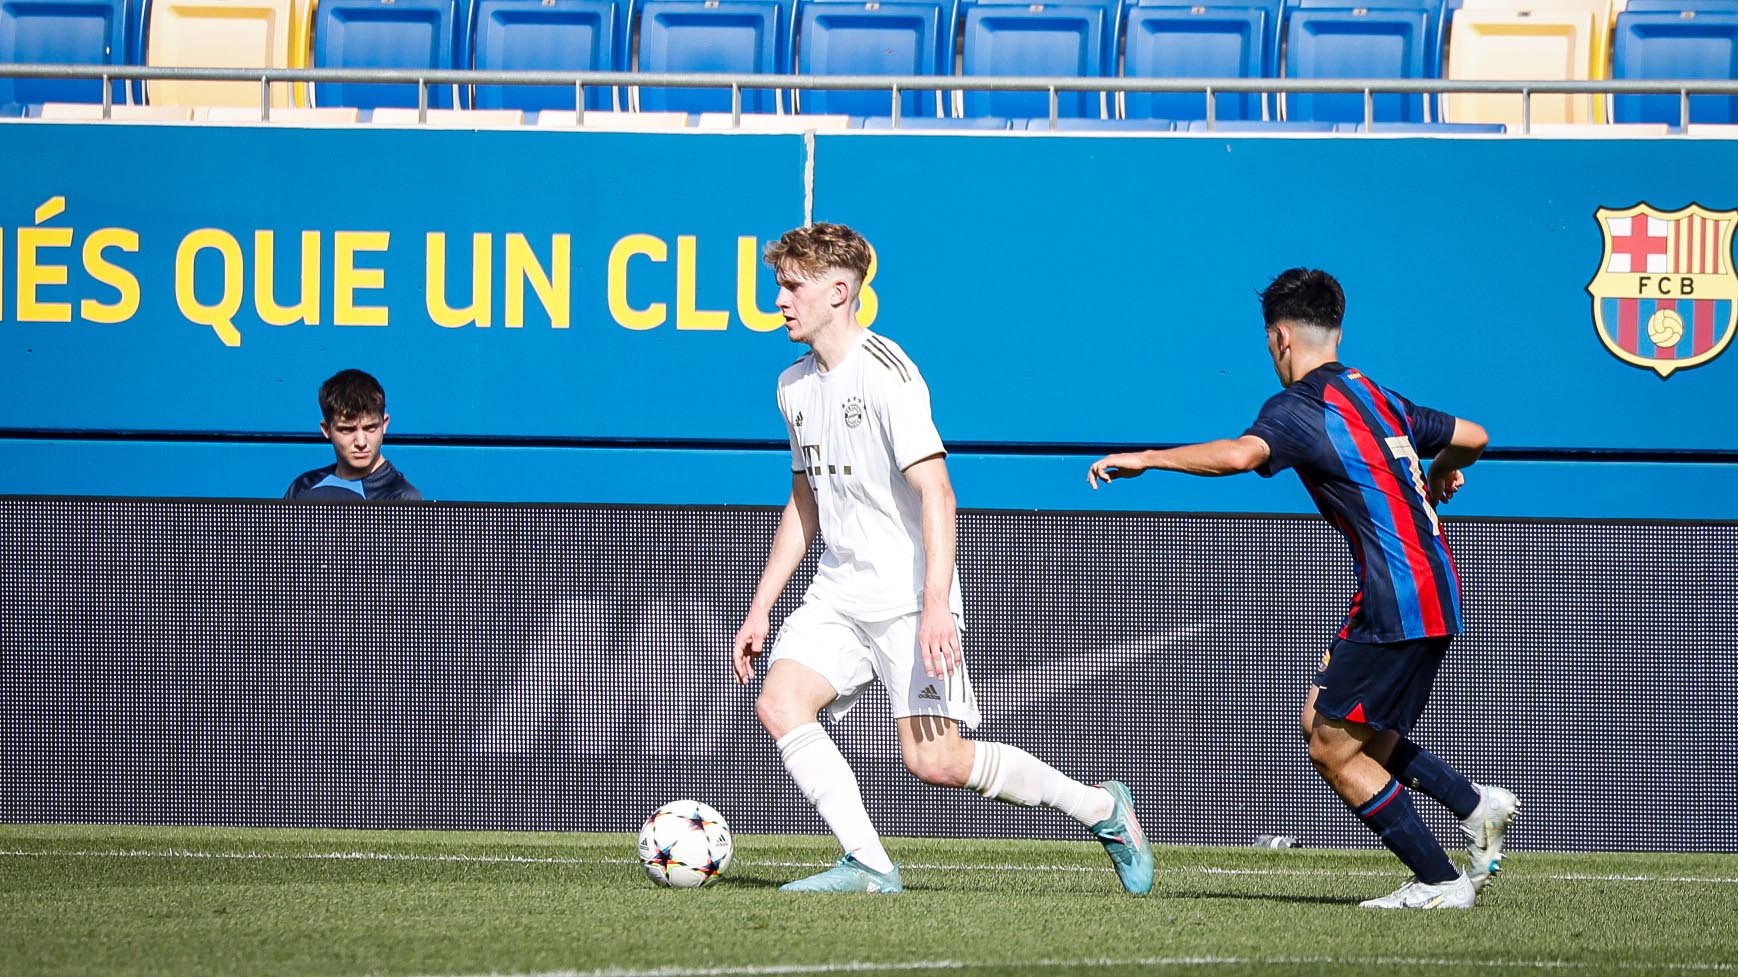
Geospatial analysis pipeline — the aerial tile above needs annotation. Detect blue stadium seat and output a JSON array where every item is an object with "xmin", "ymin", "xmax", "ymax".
[
  {"xmin": 0, "ymin": 0, "xmax": 129, "ymax": 106},
  {"xmin": 1122, "ymin": 4, "xmax": 1268, "ymax": 121},
  {"xmin": 1183, "ymin": 118, "xmax": 1339, "ymax": 129},
  {"xmin": 1283, "ymin": 7, "xmax": 1430, "ymax": 122},
  {"xmin": 954, "ymin": 0, "xmax": 1118, "ymax": 69},
  {"xmin": 471, "ymin": 0, "xmax": 620, "ymax": 110},
  {"xmin": 976, "ymin": 0, "xmax": 1123, "ymax": 60},
  {"xmin": 1137, "ymin": 0, "xmax": 1282, "ymax": 67},
  {"xmin": 796, "ymin": 0, "xmax": 948, "ymax": 117},
  {"xmin": 1346, "ymin": 120, "xmax": 1503, "ymax": 132},
  {"xmin": 1022, "ymin": 116, "xmax": 1175, "ymax": 128},
  {"xmin": 1621, "ymin": 0, "xmax": 1738, "ymax": 10},
  {"xmin": 861, "ymin": 114, "xmax": 1014, "ymax": 127},
  {"xmin": 1286, "ymin": 0, "xmax": 1443, "ymax": 74},
  {"xmin": 313, "ymin": 0, "xmax": 464, "ymax": 109},
  {"xmin": 960, "ymin": 2, "xmax": 1108, "ymax": 119},
  {"xmin": 633, "ymin": 0, "xmax": 790, "ymax": 112},
  {"xmin": 980, "ymin": 0, "xmax": 1126, "ymax": 33},
  {"xmin": 1613, "ymin": 9, "xmax": 1738, "ymax": 124}
]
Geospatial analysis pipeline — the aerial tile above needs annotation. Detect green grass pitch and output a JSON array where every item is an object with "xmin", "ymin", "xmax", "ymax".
[{"xmin": 3, "ymin": 824, "xmax": 1736, "ymax": 977}]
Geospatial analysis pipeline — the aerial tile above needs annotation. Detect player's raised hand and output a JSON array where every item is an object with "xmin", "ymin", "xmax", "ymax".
[
  {"xmin": 1087, "ymin": 452, "xmax": 1149, "ymax": 490},
  {"xmin": 918, "ymin": 606, "xmax": 962, "ymax": 678},
  {"xmin": 731, "ymin": 610, "xmax": 769, "ymax": 685},
  {"xmin": 1428, "ymin": 467, "xmax": 1466, "ymax": 504}
]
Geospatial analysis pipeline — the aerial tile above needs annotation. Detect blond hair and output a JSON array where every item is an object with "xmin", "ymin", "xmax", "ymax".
[{"xmin": 762, "ymin": 222, "xmax": 872, "ymax": 283}]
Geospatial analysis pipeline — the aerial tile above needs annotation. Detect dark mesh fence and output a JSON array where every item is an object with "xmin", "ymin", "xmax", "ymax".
[{"xmin": 2, "ymin": 499, "xmax": 1733, "ymax": 852}]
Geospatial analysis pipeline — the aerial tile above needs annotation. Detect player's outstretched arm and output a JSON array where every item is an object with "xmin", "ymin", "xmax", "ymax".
[
  {"xmin": 732, "ymin": 473, "xmax": 821, "ymax": 685},
  {"xmin": 1087, "ymin": 436, "xmax": 1271, "ymax": 489},
  {"xmin": 1426, "ymin": 418, "xmax": 1489, "ymax": 505}
]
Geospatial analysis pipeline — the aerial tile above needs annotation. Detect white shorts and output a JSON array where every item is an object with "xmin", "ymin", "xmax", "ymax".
[{"xmin": 768, "ymin": 600, "xmax": 981, "ymax": 729}]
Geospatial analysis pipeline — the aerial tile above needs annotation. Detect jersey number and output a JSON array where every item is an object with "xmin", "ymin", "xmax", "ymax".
[{"xmin": 1384, "ymin": 436, "xmax": 1440, "ymax": 536}]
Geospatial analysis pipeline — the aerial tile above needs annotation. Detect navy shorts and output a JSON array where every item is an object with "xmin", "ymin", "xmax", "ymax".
[{"xmin": 1312, "ymin": 635, "xmax": 1453, "ymax": 735}]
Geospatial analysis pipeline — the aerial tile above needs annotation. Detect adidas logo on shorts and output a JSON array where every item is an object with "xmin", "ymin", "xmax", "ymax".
[{"xmin": 918, "ymin": 684, "xmax": 941, "ymax": 701}]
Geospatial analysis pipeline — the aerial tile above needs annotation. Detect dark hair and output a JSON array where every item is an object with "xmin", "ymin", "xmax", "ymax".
[
  {"xmin": 318, "ymin": 369, "xmax": 386, "ymax": 423},
  {"xmin": 1260, "ymin": 268, "xmax": 1344, "ymax": 331}
]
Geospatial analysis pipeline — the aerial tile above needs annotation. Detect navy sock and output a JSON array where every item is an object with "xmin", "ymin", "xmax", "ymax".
[
  {"xmin": 1386, "ymin": 738, "xmax": 1480, "ymax": 820},
  {"xmin": 1353, "ymin": 778, "xmax": 1459, "ymax": 884}
]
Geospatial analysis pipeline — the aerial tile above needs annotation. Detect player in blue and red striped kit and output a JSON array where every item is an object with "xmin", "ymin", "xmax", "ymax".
[{"xmin": 1086, "ymin": 268, "xmax": 1518, "ymax": 910}]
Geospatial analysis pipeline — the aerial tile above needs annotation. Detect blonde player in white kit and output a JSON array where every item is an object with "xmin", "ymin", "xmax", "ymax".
[{"xmin": 730, "ymin": 223, "xmax": 1154, "ymax": 894}]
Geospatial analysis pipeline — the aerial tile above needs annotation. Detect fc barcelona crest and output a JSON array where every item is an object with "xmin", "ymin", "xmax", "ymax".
[{"xmin": 1588, "ymin": 203, "xmax": 1738, "ymax": 378}]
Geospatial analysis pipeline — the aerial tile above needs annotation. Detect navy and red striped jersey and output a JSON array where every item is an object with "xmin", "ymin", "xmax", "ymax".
[{"xmin": 1242, "ymin": 363, "xmax": 1462, "ymax": 643}]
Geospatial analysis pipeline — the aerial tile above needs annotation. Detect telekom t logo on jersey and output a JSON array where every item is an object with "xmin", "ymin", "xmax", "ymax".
[{"xmin": 801, "ymin": 444, "xmax": 853, "ymax": 478}]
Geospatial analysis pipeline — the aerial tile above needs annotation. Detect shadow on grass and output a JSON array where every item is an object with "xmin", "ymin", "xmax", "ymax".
[
  {"xmin": 1167, "ymin": 890, "xmax": 1356, "ymax": 907},
  {"xmin": 722, "ymin": 876, "xmax": 974, "ymax": 894},
  {"xmin": 719, "ymin": 875, "xmax": 785, "ymax": 889}
]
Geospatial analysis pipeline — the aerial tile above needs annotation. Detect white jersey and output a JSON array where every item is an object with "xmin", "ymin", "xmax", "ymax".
[{"xmin": 776, "ymin": 330, "xmax": 964, "ymax": 621}]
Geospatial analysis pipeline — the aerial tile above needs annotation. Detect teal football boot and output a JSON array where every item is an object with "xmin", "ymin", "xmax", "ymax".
[
  {"xmin": 1090, "ymin": 781, "xmax": 1155, "ymax": 895},
  {"xmin": 779, "ymin": 853, "xmax": 904, "ymax": 893}
]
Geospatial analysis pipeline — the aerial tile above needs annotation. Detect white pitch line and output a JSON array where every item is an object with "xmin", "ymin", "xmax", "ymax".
[
  {"xmin": 409, "ymin": 955, "xmax": 1738, "ymax": 977},
  {"xmin": 0, "ymin": 848, "xmax": 611, "ymax": 866},
  {"xmin": 3, "ymin": 849, "xmax": 1738, "ymax": 886}
]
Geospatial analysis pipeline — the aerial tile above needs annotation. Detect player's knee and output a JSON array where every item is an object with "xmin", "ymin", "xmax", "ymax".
[
  {"xmin": 754, "ymin": 690, "xmax": 803, "ymax": 738},
  {"xmin": 1306, "ymin": 733, "xmax": 1349, "ymax": 777},
  {"xmin": 902, "ymin": 749, "xmax": 968, "ymax": 788}
]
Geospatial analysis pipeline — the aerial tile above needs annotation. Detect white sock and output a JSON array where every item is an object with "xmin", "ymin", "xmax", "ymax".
[
  {"xmin": 964, "ymin": 741, "xmax": 1115, "ymax": 826},
  {"xmin": 776, "ymin": 723, "xmax": 895, "ymax": 874}
]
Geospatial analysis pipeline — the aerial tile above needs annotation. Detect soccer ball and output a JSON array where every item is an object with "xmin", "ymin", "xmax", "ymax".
[{"xmin": 637, "ymin": 799, "xmax": 733, "ymax": 888}]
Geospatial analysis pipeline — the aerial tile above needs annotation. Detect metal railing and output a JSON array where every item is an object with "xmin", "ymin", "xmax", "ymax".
[{"xmin": 4, "ymin": 63, "xmax": 1738, "ymax": 132}]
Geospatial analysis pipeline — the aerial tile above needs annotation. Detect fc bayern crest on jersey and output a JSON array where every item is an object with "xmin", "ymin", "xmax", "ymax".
[
  {"xmin": 1587, "ymin": 203, "xmax": 1738, "ymax": 378},
  {"xmin": 843, "ymin": 397, "xmax": 865, "ymax": 428}
]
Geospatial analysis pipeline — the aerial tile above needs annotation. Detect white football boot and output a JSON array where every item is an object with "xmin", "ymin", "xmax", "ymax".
[
  {"xmin": 1461, "ymin": 785, "xmax": 1520, "ymax": 892},
  {"xmin": 1359, "ymin": 873, "xmax": 1477, "ymax": 910}
]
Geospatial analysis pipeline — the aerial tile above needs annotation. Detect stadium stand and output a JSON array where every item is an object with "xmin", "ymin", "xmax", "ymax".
[
  {"xmin": 794, "ymin": 0, "xmax": 950, "ymax": 117},
  {"xmin": 959, "ymin": 1, "xmax": 1110, "ymax": 119},
  {"xmin": 9, "ymin": 0, "xmax": 1738, "ymax": 130},
  {"xmin": 1612, "ymin": 7, "xmax": 1738, "ymax": 124},
  {"xmin": 631, "ymin": 0, "xmax": 791, "ymax": 113},
  {"xmin": 144, "ymin": 0, "xmax": 302, "ymax": 108},
  {"xmin": 471, "ymin": 0, "xmax": 621, "ymax": 111},
  {"xmin": 1121, "ymin": 3, "xmax": 1271, "ymax": 121},
  {"xmin": 312, "ymin": 0, "xmax": 464, "ymax": 109},
  {"xmin": 0, "ymin": 0, "xmax": 129, "ymax": 107},
  {"xmin": 1281, "ymin": 6, "xmax": 1433, "ymax": 122}
]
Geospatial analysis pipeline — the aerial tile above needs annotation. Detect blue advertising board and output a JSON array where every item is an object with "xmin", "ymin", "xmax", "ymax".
[
  {"xmin": 0, "ymin": 124, "xmax": 1734, "ymax": 514},
  {"xmin": 0, "ymin": 124, "xmax": 809, "ymax": 438},
  {"xmin": 814, "ymin": 133, "xmax": 1738, "ymax": 450}
]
